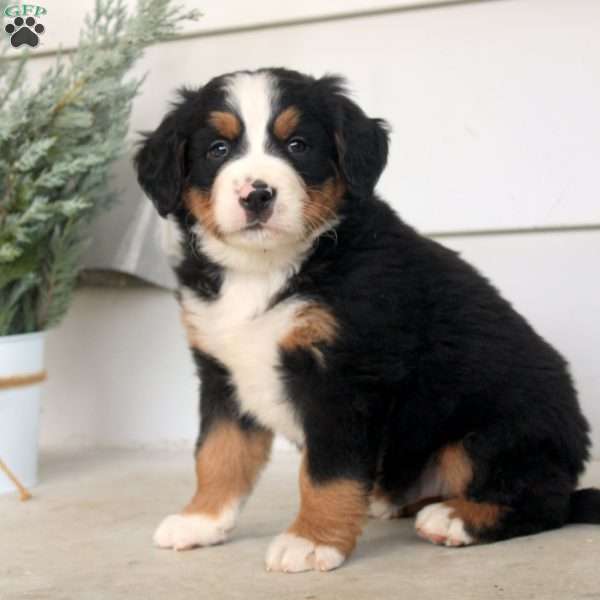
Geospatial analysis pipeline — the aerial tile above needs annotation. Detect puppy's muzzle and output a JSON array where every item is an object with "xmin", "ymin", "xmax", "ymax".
[{"xmin": 239, "ymin": 179, "xmax": 276, "ymax": 224}]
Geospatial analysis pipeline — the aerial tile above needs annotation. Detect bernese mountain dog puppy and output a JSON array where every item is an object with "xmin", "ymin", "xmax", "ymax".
[{"xmin": 135, "ymin": 67, "xmax": 600, "ymax": 572}]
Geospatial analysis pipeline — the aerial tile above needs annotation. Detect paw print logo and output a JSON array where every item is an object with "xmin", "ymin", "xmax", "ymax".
[{"xmin": 5, "ymin": 16, "xmax": 45, "ymax": 48}]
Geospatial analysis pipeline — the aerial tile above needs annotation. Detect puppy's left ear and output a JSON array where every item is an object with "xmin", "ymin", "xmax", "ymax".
[
  {"xmin": 134, "ymin": 111, "xmax": 186, "ymax": 217},
  {"xmin": 318, "ymin": 77, "xmax": 390, "ymax": 199}
]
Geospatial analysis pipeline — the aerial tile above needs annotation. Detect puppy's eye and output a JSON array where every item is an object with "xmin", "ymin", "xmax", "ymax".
[
  {"xmin": 287, "ymin": 137, "xmax": 307, "ymax": 154},
  {"xmin": 207, "ymin": 140, "xmax": 230, "ymax": 160}
]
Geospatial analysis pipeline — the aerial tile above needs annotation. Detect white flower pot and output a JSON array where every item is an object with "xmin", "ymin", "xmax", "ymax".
[{"xmin": 0, "ymin": 331, "xmax": 45, "ymax": 496}]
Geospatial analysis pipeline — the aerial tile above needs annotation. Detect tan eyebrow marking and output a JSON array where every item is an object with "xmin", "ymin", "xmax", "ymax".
[
  {"xmin": 208, "ymin": 111, "xmax": 241, "ymax": 139},
  {"xmin": 273, "ymin": 106, "xmax": 301, "ymax": 140}
]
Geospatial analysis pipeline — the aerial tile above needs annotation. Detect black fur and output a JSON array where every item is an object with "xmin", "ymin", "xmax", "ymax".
[
  {"xmin": 314, "ymin": 75, "xmax": 389, "ymax": 199},
  {"xmin": 135, "ymin": 67, "xmax": 599, "ymax": 547},
  {"xmin": 279, "ymin": 197, "xmax": 594, "ymax": 538},
  {"xmin": 135, "ymin": 111, "xmax": 185, "ymax": 217},
  {"xmin": 568, "ymin": 488, "xmax": 600, "ymax": 524}
]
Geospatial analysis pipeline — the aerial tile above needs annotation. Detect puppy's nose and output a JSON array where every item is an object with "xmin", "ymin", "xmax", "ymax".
[{"xmin": 239, "ymin": 180, "xmax": 276, "ymax": 221}]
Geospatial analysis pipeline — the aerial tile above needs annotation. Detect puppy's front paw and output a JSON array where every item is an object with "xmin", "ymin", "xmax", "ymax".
[
  {"xmin": 415, "ymin": 502, "xmax": 474, "ymax": 547},
  {"xmin": 153, "ymin": 511, "xmax": 234, "ymax": 550},
  {"xmin": 265, "ymin": 533, "xmax": 345, "ymax": 573}
]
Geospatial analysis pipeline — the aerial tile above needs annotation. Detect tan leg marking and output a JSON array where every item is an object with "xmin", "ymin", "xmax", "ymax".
[
  {"xmin": 153, "ymin": 422, "xmax": 272, "ymax": 550},
  {"xmin": 415, "ymin": 499, "xmax": 506, "ymax": 547},
  {"xmin": 371, "ymin": 442, "xmax": 472, "ymax": 524},
  {"xmin": 415, "ymin": 443, "xmax": 506, "ymax": 547},
  {"xmin": 273, "ymin": 106, "xmax": 301, "ymax": 140},
  {"xmin": 280, "ymin": 304, "xmax": 338, "ymax": 364},
  {"xmin": 186, "ymin": 421, "xmax": 273, "ymax": 516},
  {"xmin": 208, "ymin": 111, "xmax": 241, "ymax": 140},
  {"xmin": 266, "ymin": 452, "xmax": 367, "ymax": 572},
  {"xmin": 445, "ymin": 499, "xmax": 505, "ymax": 531},
  {"xmin": 438, "ymin": 442, "xmax": 473, "ymax": 496},
  {"xmin": 288, "ymin": 452, "xmax": 367, "ymax": 556}
]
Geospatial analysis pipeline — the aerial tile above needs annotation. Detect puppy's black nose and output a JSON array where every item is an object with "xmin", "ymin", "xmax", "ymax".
[{"xmin": 239, "ymin": 180, "xmax": 276, "ymax": 221}]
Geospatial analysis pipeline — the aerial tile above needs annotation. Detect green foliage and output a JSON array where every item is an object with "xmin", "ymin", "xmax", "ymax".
[{"xmin": 0, "ymin": 0, "xmax": 199, "ymax": 335}]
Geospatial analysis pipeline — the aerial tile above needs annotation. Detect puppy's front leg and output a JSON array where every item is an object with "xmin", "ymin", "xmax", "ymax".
[
  {"xmin": 266, "ymin": 450, "xmax": 368, "ymax": 572},
  {"xmin": 154, "ymin": 419, "xmax": 273, "ymax": 550}
]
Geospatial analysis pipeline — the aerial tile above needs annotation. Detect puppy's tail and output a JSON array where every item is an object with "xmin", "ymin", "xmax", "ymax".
[{"xmin": 567, "ymin": 488, "xmax": 600, "ymax": 524}]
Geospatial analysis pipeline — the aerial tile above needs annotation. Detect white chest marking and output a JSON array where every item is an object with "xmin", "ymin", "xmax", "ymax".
[{"xmin": 181, "ymin": 269, "xmax": 304, "ymax": 444}]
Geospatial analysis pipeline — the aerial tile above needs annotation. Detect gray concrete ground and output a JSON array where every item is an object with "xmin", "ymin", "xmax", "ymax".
[{"xmin": 1, "ymin": 448, "xmax": 599, "ymax": 600}]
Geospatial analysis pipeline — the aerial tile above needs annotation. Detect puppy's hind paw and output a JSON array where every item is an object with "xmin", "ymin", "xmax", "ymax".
[{"xmin": 415, "ymin": 502, "xmax": 474, "ymax": 547}]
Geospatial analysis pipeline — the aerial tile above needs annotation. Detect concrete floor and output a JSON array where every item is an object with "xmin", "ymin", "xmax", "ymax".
[{"xmin": 1, "ymin": 449, "xmax": 599, "ymax": 600}]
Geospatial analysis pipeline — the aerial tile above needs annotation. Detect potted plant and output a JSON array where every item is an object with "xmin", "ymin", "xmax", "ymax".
[{"xmin": 0, "ymin": 0, "xmax": 198, "ymax": 498}]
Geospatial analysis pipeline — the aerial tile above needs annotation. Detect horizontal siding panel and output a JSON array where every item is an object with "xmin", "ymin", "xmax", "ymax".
[
  {"xmin": 6, "ymin": 0, "xmax": 451, "ymax": 56},
  {"xmin": 19, "ymin": 0, "xmax": 600, "ymax": 282}
]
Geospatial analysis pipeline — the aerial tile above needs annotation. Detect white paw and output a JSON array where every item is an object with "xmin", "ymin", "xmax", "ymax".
[
  {"xmin": 415, "ymin": 502, "xmax": 474, "ymax": 547},
  {"xmin": 153, "ymin": 509, "xmax": 236, "ymax": 550},
  {"xmin": 368, "ymin": 497, "xmax": 400, "ymax": 519},
  {"xmin": 265, "ymin": 533, "xmax": 345, "ymax": 573}
]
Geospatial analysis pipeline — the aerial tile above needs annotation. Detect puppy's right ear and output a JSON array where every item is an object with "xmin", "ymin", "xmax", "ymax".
[{"xmin": 134, "ymin": 112, "xmax": 186, "ymax": 217}]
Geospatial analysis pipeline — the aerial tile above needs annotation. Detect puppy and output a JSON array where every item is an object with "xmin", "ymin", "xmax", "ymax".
[{"xmin": 135, "ymin": 68, "xmax": 600, "ymax": 572}]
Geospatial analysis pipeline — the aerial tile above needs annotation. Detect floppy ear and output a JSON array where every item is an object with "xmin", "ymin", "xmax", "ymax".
[
  {"xmin": 134, "ymin": 111, "xmax": 186, "ymax": 217},
  {"xmin": 317, "ymin": 77, "xmax": 389, "ymax": 199},
  {"xmin": 335, "ymin": 98, "xmax": 389, "ymax": 199}
]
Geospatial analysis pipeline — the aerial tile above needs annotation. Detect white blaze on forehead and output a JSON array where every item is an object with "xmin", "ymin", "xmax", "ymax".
[
  {"xmin": 203, "ymin": 71, "xmax": 325, "ymax": 261},
  {"xmin": 225, "ymin": 71, "xmax": 277, "ymax": 153}
]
